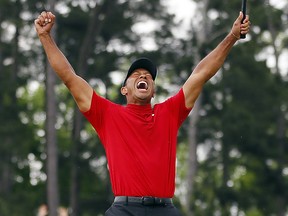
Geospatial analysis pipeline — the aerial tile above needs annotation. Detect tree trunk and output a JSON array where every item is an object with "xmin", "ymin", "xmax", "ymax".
[
  {"xmin": 183, "ymin": 95, "xmax": 201, "ymax": 215},
  {"xmin": 265, "ymin": 1, "xmax": 287, "ymax": 215},
  {"xmin": 70, "ymin": 109, "xmax": 82, "ymax": 216},
  {"xmin": 0, "ymin": 0, "xmax": 20, "ymax": 198},
  {"xmin": 0, "ymin": 11, "xmax": 9, "ymax": 198},
  {"xmin": 45, "ymin": 1, "xmax": 58, "ymax": 216},
  {"xmin": 182, "ymin": 0, "xmax": 209, "ymax": 215},
  {"xmin": 69, "ymin": 1, "xmax": 115, "ymax": 215},
  {"xmin": 275, "ymin": 110, "xmax": 286, "ymax": 216}
]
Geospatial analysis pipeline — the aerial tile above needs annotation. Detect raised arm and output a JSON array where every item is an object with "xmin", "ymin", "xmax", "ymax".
[
  {"xmin": 34, "ymin": 11, "xmax": 93, "ymax": 112},
  {"xmin": 183, "ymin": 12, "xmax": 250, "ymax": 109}
]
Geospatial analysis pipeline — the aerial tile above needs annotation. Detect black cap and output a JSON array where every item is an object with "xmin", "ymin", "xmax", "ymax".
[{"xmin": 123, "ymin": 57, "xmax": 157, "ymax": 86}]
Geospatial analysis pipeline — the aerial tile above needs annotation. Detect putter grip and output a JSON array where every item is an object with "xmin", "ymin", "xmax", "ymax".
[{"xmin": 240, "ymin": 0, "xmax": 247, "ymax": 39}]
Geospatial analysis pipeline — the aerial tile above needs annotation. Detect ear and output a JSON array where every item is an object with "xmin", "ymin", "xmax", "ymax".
[
  {"xmin": 121, "ymin": 86, "xmax": 128, "ymax": 95},
  {"xmin": 152, "ymin": 83, "xmax": 156, "ymax": 98}
]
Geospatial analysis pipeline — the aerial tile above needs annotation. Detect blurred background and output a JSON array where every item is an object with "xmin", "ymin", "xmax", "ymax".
[{"xmin": 0, "ymin": 0, "xmax": 288, "ymax": 215}]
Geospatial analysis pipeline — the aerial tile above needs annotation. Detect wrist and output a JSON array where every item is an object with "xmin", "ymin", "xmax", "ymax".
[
  {"xmin": 230, "ymin": 31, "xmax": 240, "ymax": 40},
  {"xmin": 37, "ymin": 30, "xmax": 51, "ymax": 38}
]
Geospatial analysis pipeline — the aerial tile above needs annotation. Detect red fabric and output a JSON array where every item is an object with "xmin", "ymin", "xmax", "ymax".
[{"xmin": 82, "ymin": 89, "xmax": 191, "ymax": 197}]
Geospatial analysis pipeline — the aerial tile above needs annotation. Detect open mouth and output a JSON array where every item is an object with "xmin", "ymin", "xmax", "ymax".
[{"xmin": 137, "ymin": 81, "xmax": 148, "ymax": 90}]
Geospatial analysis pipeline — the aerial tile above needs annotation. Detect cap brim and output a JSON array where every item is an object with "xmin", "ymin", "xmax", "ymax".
[{"xmin": 123, "ymin": 57, "xmax": 157, "ymax": 86}]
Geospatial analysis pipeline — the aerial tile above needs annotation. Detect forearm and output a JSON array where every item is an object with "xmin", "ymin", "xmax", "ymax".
[
  {"xmin": 183, "ymin": 12, "xmax": 250, "ymax": 108},
  {"xmin": 194, "ymin": 32, "xmax": 238, "ymax": 81},
  {"xmin": 35, "ymin": 11, "xmax": 93, "ymax": 112},
  {"xmin": 183, "ymin": 33, "xmax": 238, "ymax": 108},
  {"xmin": 38, "ymin": 33, "xmax": 76, "ymax": 84}
]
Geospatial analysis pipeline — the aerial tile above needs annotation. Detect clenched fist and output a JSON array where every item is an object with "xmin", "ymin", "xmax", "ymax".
[{"xmin": 34, "ymin": 11, "xmax": 55, "ymax": 36}]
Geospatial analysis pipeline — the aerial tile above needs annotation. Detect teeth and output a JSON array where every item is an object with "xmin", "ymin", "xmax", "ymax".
[{"xmin": 137, "ymin": 81, "xmax": 148, "ymax": 90}]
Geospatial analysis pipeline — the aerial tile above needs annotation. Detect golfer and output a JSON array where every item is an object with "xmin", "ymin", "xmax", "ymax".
[{"xmin": 35, "ymin": 10, "xmax": 250, "ymax": 216}]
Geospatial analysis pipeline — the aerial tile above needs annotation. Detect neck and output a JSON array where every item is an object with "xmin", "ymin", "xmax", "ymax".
[
  {"xmin": 126, "ymin": 97, "xmax": 152, "ymax": 106},
  {"xmin": 127, "ymin": 101, "xmax": 151, "ymax": 106}
]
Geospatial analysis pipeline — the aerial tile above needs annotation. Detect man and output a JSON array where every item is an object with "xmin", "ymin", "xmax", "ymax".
[{"xmin": 35, "ymin": 10, "xmax": 250, "ymax": 216}]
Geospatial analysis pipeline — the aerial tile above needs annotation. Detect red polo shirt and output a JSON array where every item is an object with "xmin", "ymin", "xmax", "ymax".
[{"xmin": 82, "ymin": 89, "xmax": 191, "ymax": 197}]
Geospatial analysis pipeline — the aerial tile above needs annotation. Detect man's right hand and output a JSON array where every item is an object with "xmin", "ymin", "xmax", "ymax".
[{"xmin": 34, "ymin": 11, "xmax": 55, "ymax": 36}]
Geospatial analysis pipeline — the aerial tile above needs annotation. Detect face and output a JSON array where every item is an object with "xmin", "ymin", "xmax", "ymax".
[{"xmin": 121, "ymin": 68, "xmax": 155, "ymax": 105}]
